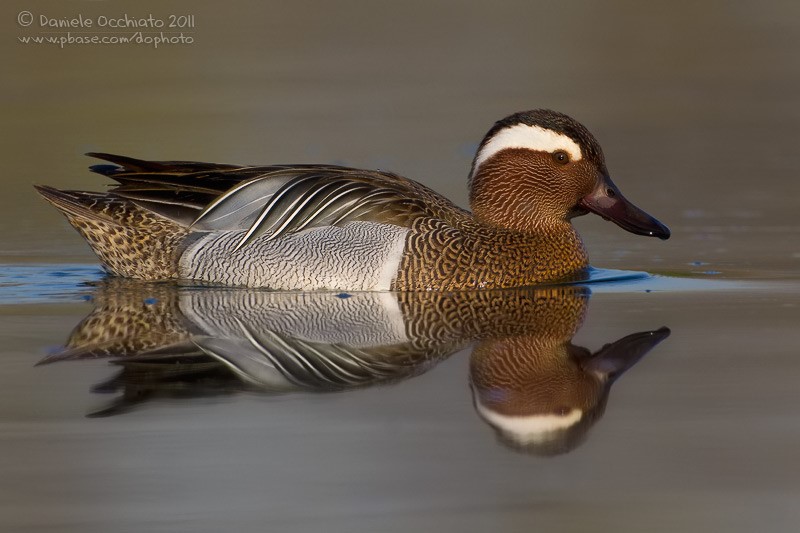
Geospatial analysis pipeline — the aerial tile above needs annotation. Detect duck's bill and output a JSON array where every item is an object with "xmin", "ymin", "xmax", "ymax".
[{"xmin": 579, "ymin": 176, "xmax": 670, "ymax": 240}]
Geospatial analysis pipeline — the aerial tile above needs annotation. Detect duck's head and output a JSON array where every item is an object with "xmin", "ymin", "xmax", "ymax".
[{"xmin": 469, "ymin": 109, "xmax": 670, "ymax": 239}]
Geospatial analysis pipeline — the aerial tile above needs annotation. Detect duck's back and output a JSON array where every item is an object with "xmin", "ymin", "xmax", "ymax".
[{"xmin": 36, "ymin": 153, "xmax": 473, "ymax": 289}]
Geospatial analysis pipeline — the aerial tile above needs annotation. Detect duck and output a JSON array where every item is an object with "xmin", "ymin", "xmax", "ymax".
[{"xmin": 35, "ymin": 109, "xmax": 670, "ymax": 290}]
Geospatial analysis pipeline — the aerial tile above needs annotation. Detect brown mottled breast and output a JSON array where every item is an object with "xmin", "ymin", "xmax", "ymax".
[{"xmin": 393, "ymin": 217, "xmax": 588, "ymax": 290}]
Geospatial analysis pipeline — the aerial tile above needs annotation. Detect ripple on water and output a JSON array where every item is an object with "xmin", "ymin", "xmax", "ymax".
[
  {"xmin": 0, "ymin": 264, "xmax": 103, "ymax": 304},
  {"xmin": 579, "ymin": 267, "xmax": 760, "ymax": 293},
  {"xmin": 0, "ymin": 263, "xmax": 759, "ymax": 305}
]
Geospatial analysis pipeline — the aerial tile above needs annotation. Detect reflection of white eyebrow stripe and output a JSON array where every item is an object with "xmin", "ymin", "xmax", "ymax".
[
  {"xmin": 473, "ymin": 123, "xmax": 583, "ymax": 172},
  {"xmin": 475, "ymin": 400, "xmax": 583, "ymax": 445}
]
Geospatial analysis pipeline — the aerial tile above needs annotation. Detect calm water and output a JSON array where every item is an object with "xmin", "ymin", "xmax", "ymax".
[{"xmin": 4, "ymin": 1, "xmax": 800, "ymax": 532}]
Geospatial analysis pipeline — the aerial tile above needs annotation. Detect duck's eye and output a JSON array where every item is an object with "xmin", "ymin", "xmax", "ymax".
[{"xmin": 553, "ymin": 150, "xmax": 570, "ymax": 165}]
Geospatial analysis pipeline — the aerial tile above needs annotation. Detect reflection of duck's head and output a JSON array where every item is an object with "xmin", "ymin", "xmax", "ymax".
[{"xmin": 470, "ymin": 328, "xmax": 670, "ymax": 456}]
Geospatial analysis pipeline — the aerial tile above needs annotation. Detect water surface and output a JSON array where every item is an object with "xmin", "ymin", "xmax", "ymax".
[
  {"xmin": 4, "ymin": 1, "xmax": 800, "ymax": 531},
  {"xmin": 2, "ymin": 266, "xmax": 798, "ymax": 532}
]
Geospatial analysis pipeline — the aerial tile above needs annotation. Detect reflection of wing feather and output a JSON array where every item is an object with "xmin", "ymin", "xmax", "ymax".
[{"xmin": 196, "ymin": 320, "xmax": 424, "ymax": 390}]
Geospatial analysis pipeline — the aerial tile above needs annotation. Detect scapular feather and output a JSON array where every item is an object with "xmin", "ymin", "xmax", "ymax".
[{"xmin": 77, "ymin": 153, "xmax": 446, "ymax": 252}]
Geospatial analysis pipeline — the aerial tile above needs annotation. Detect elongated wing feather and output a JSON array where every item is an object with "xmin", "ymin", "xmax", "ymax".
[
  {"xmin": 86, "ymin": 153, "xmax": 456, "ymax": 249},
  {"xmin": 192, "ymin": 170, "xmax": 435, "ymax": 249}
]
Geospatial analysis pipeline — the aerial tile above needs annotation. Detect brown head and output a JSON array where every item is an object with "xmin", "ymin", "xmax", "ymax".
[{"xmin": 469, "ymin": 109, "xmax": 670, "ymax": 239}]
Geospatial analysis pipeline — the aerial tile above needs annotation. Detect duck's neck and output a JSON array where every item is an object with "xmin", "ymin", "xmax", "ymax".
[{"xmin": 469, "ymin": 149, "xmax": 568, "ymax": 234}]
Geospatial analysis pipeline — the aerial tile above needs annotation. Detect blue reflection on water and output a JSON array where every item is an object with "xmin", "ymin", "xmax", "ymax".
[
  {"xmin": 0, "ymin": 263, "xmax": 748, "ymax": 305},
  {"xmin": 0, "ymin": 264, "xmax": 103, "ymax": 304}
]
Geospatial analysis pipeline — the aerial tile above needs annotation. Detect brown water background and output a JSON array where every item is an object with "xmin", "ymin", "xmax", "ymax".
[{"xmin": 2, "ymin": 1, "xmax": 800, "ymax": 531}]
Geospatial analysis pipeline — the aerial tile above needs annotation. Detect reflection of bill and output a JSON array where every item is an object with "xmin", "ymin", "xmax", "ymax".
[{"xmin": 40, "ymin": 281, "xmax": 669, "ymax": 456}]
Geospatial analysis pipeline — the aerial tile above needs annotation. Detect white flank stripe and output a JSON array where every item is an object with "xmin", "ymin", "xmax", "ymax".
[
  {"xmin": 375, "ymin": 229, "xmax": 408, "ymax": 291},
  {"xmin": 376, "ymin": 292, "xmax": 408, "ymax": 344},
  {"xmin": 472, "ymin": 123, "xmax": 583, "ymax": 174}
]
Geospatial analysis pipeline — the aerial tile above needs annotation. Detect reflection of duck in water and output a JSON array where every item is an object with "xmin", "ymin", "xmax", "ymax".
[{"xmin": 42, "ymin": 280, "xmax": 668, "ymax": 455}]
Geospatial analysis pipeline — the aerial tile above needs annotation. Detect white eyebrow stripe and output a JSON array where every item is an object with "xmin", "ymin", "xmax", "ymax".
[{"xmin": 472, "ymin": 123, "xmax": 583, "ymax": 172}]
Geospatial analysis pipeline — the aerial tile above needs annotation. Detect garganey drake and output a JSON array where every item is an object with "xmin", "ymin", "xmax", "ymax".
[{"xmin": 36, "ymin": 109, "xmax": 669, "ymax": 290}]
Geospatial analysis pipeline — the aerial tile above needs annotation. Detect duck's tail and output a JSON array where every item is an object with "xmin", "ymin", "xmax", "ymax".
[{"xmin": 35, "ymin": 185, "xmax": 188, "ymax": 279}]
